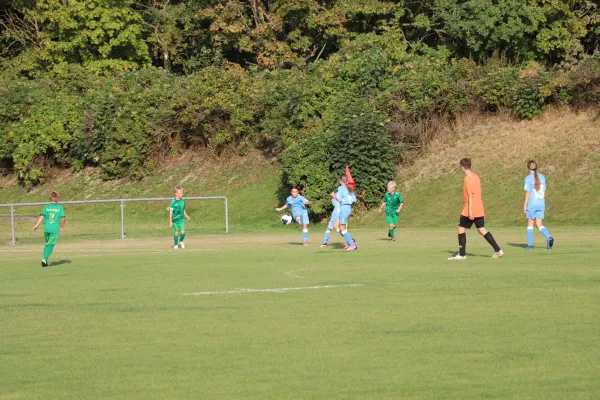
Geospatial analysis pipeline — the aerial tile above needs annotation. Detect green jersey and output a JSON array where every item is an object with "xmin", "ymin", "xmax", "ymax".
[
  {"xmin": 383, "ymin": 192, "xmax": 403, "ymax": 216},
  {"xmin": 169, "ymin": 198, "xmax": 186, "ymax": 223},
  {"xmin": 40, "ymin": 204, "xmax": 65, "ymax": 234}
]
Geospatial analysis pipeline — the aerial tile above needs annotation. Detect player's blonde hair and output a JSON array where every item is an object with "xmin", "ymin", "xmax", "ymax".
[
  {"xmin": 174, "ymin": 185, "xmax": 183, "ymax": 192},
  {"xmin": 527, "ymin": 160, "xmax": 540, "ymax": 191},
  {"xmin": 387, "ymin": 181, "xmax": 396, "ymax": 188}
]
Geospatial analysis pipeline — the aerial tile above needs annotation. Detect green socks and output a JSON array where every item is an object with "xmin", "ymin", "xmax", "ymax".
[
  {"xmin": 43, "ymin": 244, "xmax": 54, "ymax": 261},
  {"xmin": 173, "ymin": 235, "xmax": 179, "ymax": 246},
  {"xmin": 180, "ymin": 233, "xmax": 185, "ymax": 242},
  {"xmin": 389, "ymin": 228, "xmax": 395, "ymax": 238}
]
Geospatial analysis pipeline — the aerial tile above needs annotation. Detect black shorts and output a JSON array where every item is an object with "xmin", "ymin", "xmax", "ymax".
[{"xmin": 459, "ymin": 215, "xmax": 485, "ymax": 229}]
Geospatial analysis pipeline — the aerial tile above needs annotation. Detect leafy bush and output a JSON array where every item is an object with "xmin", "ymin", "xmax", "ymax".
[
  {"xmin": 256, "ymin": 68, "xmax": 333, "ymax": 154},
  {"xmin": 328, "ymin": 99, "xmax": 397, "ymax": 207},
  {"xmin": 172, "ymin": 66, "xmax": 259, "ymax": 153},
  {"xmin": 10, "ymin": 96, "xmax": 82, "ymax": 187},
  {"xmin": 475, "ymin": 67, "xmax": 522, "ymax": 111},
  {"xmin": 281, "ymin": 98, "xmax": 397, "ymax": 218},
  {"xmin": 512, "ymin": 70, "xmax": 553, "ymax": 119},
  {"xmin": 563, "ymin": 53, "xmax": 600, "ymax": 106},
  {"xmin": 280, "ymin": 133, "xmax": 335, "ymax": 217}
]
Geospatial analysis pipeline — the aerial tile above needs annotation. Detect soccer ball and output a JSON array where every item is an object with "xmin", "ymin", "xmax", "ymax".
[{"xmin": 281, "ymin": 214, "xmax": 293, "ymax": 225}]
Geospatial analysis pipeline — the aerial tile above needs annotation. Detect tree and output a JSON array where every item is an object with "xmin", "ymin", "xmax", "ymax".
[
  {"xmin": 135, "ymin": 0, "xmax": 212, "ymax": 73},
  {"xmin": 198, "ymin": 0, "xmax": 396, "ymax": 69},
  {"xmin": 1, "ymin": 0, "xmax": 151, "ymax": 74}
]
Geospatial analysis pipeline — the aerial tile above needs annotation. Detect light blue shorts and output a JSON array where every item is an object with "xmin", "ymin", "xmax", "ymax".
[
  {"xmin": 327, "ymin": 210, "xmax": 341, "ymax": 230},
  {"xmin": 526, "ymin": 209, "xmax": 545, "ymax": 220},
  {"xmin": 293, "ymin": 211, "xmax": 309, "ymax": 225},
  {"xmin": 339, "ymin": 205, "xmax": 352, "ymax": 225}
]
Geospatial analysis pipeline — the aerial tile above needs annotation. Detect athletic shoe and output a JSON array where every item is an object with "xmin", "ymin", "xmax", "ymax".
[
  {"xmin": 180, "ymin": 242, "xmax": 186, "ymax": 249},
  {"xmin": 546, "ymin": 237, "xmax": 554, "ymax": 249},
  {"xmin": 41, "ymin": 259, "xmax": 48, "ymax": 267},
  {"xmin": 390, "ymin": 238, "xmax": 396, "ymax": 242},
  {"xmin": 173, "ymin": 245, "xmax": 178, "ymax": 249},
  {"xmin": 448, "ymin": 254, "xmax": 466, "ymax": 260},
  {"xmin": 345, "ymin": 245, "xmax": 357, "ymax": 251},
  {"xmin": 343, "ymin": 244, "xmax": 349, "ymax": 250},
  {"xmin": 319, "ymin": 243, "xmax": 328, "ymax": 248},
  {"xmin": 303, "ymin": 242, "xmax": 308, "ymax": 247},
  {"xmin": 526, "ymin": 245, "xmax": 533, "ymax": 250},
  {"xmin": 492, "ymin": 250, "xmax": 504, "ymax": 259}
]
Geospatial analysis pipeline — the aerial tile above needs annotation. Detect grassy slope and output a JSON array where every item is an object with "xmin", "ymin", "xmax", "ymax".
[
  {"xmin": 1, "ymin": 108, "xmax": 599, "ymax": 241},
  {"xmin": 0, "ymin": 154, "xmax": 285, "ymax": 243},
  {"xmin": 359, "ymin": 108, "xmax": 600, "ymax": 228}
]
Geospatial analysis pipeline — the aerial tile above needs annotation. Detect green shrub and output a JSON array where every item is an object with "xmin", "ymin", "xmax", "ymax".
[
  {"xmin": 281, "ymin": 97, "xmax": 397, "ymax": 219},
  {"xmin": 328, "ymin": 99, "xmax": 397, "ymax": 207},
  {"xmin": 512, "ymin": 71, "xmax": 553, "ymax": 119},
  {"xmin": 257, "ymin": 68, "xmax": 333, "ymax": 154},
  {"xmin": 475, "ymin": 67, "xmax": 522, "ymax": 111},
  {"xmin": 173, "ymin": 66, "xmax": 258, "ymax": 153},
  {"xmin": 280, "ymin": 133, "xmax": 335, "ymax": 217},
  {"xmin": 564, "ymin": 53, "xmax": 600, "ymax": 106},
  {"xmin": 10, "ymin": 96, "xmax": 82, "ymax": 187}
]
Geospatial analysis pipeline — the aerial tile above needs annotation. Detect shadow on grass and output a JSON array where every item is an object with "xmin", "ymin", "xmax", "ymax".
[
  {"xmin": 507, "ymin": 242, "xmax": 528, "ymax": 248},
  {"xmin": 50, "ymin": 260, "xmax": 72, "ymax": 266},
  {"xmin": 443, "ymin": 250, "xmax": 487, "ymax": 258}
]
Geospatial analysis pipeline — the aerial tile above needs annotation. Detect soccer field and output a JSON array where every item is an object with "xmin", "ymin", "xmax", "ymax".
[{"xmin": 1, "ymin": 227, "xmax": 599, "ymax": 399}]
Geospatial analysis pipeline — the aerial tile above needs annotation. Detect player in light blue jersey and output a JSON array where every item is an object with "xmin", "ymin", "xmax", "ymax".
[
  {"xmin": 276, "ymin": 186, "xmax": 312, "ymax": 246},
  {"xmin": 524, "ymin": 160, "xmax": 554, "ymax": 250},
  {"xmin": 332, "ymin": 175, "xmax": 357, "ymax": 251},
  {"xmin": 320, "ymin": 198, "xmax": 342, "ymax": 248}
]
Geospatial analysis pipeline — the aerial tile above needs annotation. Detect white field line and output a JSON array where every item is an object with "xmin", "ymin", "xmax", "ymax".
[
  {"xmin": 284, "ymin": 265, "xmax": 322, "ymax": 278},
  {"xmin": 182, "ymin": 283, "xmax": 363, "ymax": 296}
]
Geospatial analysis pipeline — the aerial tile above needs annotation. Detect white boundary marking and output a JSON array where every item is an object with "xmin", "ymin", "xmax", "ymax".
[
  {"xmin": 284, "ymin": 265, "xmax": 321, "ymax": 278},
  {"xmin": 182, "ymin": 283, "xmax": 363, "ymax": 296}
]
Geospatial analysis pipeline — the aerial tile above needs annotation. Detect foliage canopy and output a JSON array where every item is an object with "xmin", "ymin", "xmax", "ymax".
[{"xmin": 0, "ymin": 0, "xmax": 599, "ymax": 211}]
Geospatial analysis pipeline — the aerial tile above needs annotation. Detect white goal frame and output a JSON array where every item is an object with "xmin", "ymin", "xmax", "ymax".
[{"xmin": 0, "ymin": 196, "xmax": 228, "ymax": 245}]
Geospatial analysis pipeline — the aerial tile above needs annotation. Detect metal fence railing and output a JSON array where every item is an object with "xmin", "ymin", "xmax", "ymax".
[{"xmin": 0, "ymin": 197, "xmax": 228, "ymax": 245}]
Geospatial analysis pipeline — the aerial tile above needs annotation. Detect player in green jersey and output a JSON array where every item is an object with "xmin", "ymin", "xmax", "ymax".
[
  {"xmin": 33, "ymin": 191, "xmax": 66, "ymax": 267},
  {"xmin": 169, "ymin": 186, "xmax": 191, "ymax": 249},
  {"xmin": 378, "ymin": 181, "xmax": 404, "ymax": 241}
]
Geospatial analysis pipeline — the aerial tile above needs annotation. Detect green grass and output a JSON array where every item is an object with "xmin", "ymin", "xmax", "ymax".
[
  {"xmin": 2, "ymin": 227, "xmax": 600, "ymax": 399},
  {"xmin": 0, "ymin": 154, "xmax": 285, "ymax": 235}
]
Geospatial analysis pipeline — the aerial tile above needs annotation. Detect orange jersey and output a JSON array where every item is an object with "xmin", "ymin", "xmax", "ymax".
[{"xmin": 461, "ymin": 172, "xmax": 485, "ymax": 217}]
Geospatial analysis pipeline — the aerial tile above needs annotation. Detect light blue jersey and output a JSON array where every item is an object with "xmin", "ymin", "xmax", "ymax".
[
  {"xmin": 336, "ymin": 185, "xmax": 356, "ymax": 225},
  {"xmin": 524, "ymin": 173, "xmax": 546, "ymax": 211},
  {"xmin": 335, "ymin": 185, "xmax": 356, "ymax": 205},
  {"xmin": 327, "ymin": 199, "xmax": 341, "ymax": 230},
  {"xmin": 286, "ymin": 195, "xmax": 308, "ymax": 216}
]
